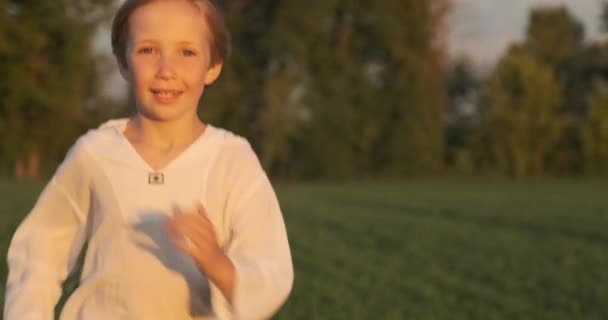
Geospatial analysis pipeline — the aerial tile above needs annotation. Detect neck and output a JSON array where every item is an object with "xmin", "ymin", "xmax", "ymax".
[{"xmin": 126, "ymin": 114, "xmax": 206, "ymax": 149}]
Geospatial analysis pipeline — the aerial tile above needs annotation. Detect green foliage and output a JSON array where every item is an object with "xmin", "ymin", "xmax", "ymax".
[
  {"xmin": 523, "ymin": 7, "xmax": 594, "ymax": 174},
  {"xmin": 580, "ymin": 81, "xmax": 608, "ymax": 174},
  {"xmin": 524, "ymin": 6, "xmax": 584, "ymax": 69},
  {"xmin": 482, "ymin": 51, "xmax": 563, "ymax": 176},
  {"xmin": 454, "ymin": 4, "xmax": 608, "ymax": 176},
  {"xmin": 11, "ymin": 1, "xmax": 608, "ymax": 178},
  {"xmin": 0, "ymin": 0, "xmax": 115, "ymax": 177},
  {"xmin": 202, "ymin": 0, "xmax": 448, "ymax": 179},
  {"xmin": 445, "ymin": 57, "xmax": 480, "ymax": 173},
  {"xmin": 1, "ymin": 0, "xmax": 447, "ymax": 179}
]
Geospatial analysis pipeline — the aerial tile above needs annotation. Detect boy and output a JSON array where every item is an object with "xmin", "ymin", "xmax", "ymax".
[{"xmin": 4, "ymin": 1, "xmax": 293, "ymax": 319}]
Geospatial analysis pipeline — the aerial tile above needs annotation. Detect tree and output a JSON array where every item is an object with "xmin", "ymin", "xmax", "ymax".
[
  {"xmin": 525, "ymin": 6, "xmax": 584, "ymax": 69},
  {"xmin": 524, "ymin": 6, "xmax": 586, "ymax": 115},
  {"xmin": 580, "ymin": 80, "xmax": 608, "ymax": 174},
  {"xmin": 445, "ymin": 56, "xmax": 481, "ymax": 172},
  {"xmin": 522, "ymin": 6, "xmax": 590, "ymax": 173},
  {"xmin": 376, "ymin": 0, "xmax": 449, "ymax": 176},
  {"xmin": 202, "ymin": 0, "xmax": 309, "ymax": 177},
  {"xmin": 204, "ymin": 0, "xmax": 449, "ymax": 178},
  {"xmin": 0, "ymin": 1, "xmax": 114, "ymax": 179},
  {"xmin": 482, "ymin": 50, "xmax": 563, "ymax": 177}
]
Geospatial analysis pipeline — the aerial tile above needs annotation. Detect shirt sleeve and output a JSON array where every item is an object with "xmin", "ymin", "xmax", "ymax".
[
  {"xmin": 210, "ymin": 138, "xmax": 294, "ymax": 320},
  {"xmin": 3, "ymin": 139, "xmax": 92, "ymax": 320}
]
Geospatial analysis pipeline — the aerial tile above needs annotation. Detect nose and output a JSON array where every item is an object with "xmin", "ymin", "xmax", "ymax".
[{"xmin": 156, "ymin": 55, "xmax": 176, "ymax": 80}]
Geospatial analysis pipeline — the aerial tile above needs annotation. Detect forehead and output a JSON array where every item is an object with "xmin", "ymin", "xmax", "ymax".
[{"xmin": 129, "ymin": 0, "xmax": 209, "ymax": 44}]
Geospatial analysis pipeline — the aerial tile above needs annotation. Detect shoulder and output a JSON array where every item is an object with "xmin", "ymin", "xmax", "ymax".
[
  {"xmin": 205, "ymin": 126, "xmax": 276, "ymax": 215},
  {"xmin": 206, "ymin": 125, "xmax": 265, "ymax": 178},
  {"xmin": 54, "ymin": 119, "xmax": 127, "ymax": 176},
  {"xmin": 78, "ymin": 118, "xmax": 126, "ymax": 146},
  {"xmin": 53, "ymin": 119, "xmax": 125, "ymax": 183},
  {"xmin": 208, "ymin": 125, "xmax": 258, "ymax": 162},
  {"xmin": 68, "ymin": 118, "xmax": 127, "ymax": 157}
]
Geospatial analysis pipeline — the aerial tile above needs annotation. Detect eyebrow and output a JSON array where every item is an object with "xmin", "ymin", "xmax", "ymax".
[
  {"xmin": 133, "ymin": 39, "xmax": 200, "ymax": 47},
  {"xmin": 133, "ymin": 39, "xmax": 159, "ymax": 45},
  {"xmin": 176, "ymin": 41, "xmax": 200, "ymax": 47}
]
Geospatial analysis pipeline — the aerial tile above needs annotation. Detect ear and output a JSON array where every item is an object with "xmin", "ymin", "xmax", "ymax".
[{"xmin": 204, "ymin": 61, "xmax": 223, "ymax": 85}]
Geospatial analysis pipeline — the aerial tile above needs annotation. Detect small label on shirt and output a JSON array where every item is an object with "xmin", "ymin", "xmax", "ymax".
[{"xmin": 148, "ymin": 172, "xmax": 164, "ymax": 185}]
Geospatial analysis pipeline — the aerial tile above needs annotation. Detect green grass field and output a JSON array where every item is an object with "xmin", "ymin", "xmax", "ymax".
[{"xmin": 1, "ymin": 179, "xmax": 608, "ymax": 319}]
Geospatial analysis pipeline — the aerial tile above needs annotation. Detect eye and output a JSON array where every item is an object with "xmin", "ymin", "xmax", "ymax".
[
  {"xmin": 183, "ymin": 49, "xmax": 197, "ymax": 57},
  {"xmin": 138, "ymin": 47, "xmax": 155, "ymax": 55}
]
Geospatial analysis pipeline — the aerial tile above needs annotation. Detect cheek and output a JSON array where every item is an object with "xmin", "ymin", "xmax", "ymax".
[
  {"xmin": 128, "ymin": 62, "xmax": 154, "ymax": 88},
  {"xmin": 130, "ymin": 58, "xmax": 149, "ymax": 75},
  {"xmin": 181, "ymin": 63, "xmax": 209, "ymax": 88}
]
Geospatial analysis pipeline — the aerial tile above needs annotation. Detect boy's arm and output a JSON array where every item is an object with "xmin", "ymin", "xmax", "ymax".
[
  {"xmin": 210, "ymin": 139, "xmax": 293, "ymax": 320},
  {"xmin": 4, "ymin": 141, "xmax": 91, "ymax": 320}
]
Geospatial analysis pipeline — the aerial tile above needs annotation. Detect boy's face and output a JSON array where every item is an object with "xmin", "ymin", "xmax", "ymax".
[{"xmin": 123, "ymin": 0, "xmax": 222, "ymax": 122}]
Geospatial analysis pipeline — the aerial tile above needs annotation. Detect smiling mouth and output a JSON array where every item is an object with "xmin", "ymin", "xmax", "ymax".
[{"xmin": 151, "ymin": 89, "xmax": 183, "ymax": 98}]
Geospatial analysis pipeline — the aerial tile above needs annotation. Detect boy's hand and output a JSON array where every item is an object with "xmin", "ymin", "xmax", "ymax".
[
  {"xmin": 165, "ymin": 204, "xmax": 221, "ymax": 270},
  {"xmin": 165, "ymin": 204, "xmax": 235, "ymax": 302}
]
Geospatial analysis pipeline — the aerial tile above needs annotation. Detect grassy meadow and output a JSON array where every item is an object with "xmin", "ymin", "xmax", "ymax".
[{"xmin": 1, "ymin": 179, "xmax": 607, "ymax": 319}]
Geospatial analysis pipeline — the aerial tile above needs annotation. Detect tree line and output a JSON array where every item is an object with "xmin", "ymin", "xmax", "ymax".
[
  {"xmin": 448, "ymin": 4, "xmax": 608, "ymax": 177},
  {"xmin": 1, "ymin": 0, "xmax": 607, "ymax": 180}
]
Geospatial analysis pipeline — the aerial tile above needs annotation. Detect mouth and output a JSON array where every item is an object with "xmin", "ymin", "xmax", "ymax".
[{"xmin": 151, "ymin": 89, "xmax": 183, "ymax": 98}]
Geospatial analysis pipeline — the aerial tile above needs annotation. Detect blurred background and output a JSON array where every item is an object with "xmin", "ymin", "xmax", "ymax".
[
  {"xmin": 1, "ymin": 0, "xmax": 608, "ymax": 319},
  {"xmin": 1, "ymin": 0, "xmax": 608, "ymax": 179}
]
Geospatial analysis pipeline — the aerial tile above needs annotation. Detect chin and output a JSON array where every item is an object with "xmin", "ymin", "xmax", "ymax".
[
  {"xmin": 135, "ymin": 98, "xmax": 199, "ymax": 122},
  {"xmin": 139, "ymin": 108, "xmax": 188, "ymax": 122}
]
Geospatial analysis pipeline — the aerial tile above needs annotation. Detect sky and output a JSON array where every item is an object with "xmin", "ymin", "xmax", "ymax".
[
  {"xmin": 101, "ymin": 0, "xmax": 606, "ymax": 97},
  {"xmin": 448, "ymin": 0, "xmax": 604, "ymax": 67}
]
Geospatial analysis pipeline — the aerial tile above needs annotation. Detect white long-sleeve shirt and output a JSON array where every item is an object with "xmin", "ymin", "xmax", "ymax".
[{"xmin": 4, "ymin": 119, "xmax": 293, "ymax": 320}]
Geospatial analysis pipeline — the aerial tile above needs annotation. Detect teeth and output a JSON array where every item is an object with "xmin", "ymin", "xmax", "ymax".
[{"xmin": 154, "ymin": 90, "xmax": 179, "ymax": 98}]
